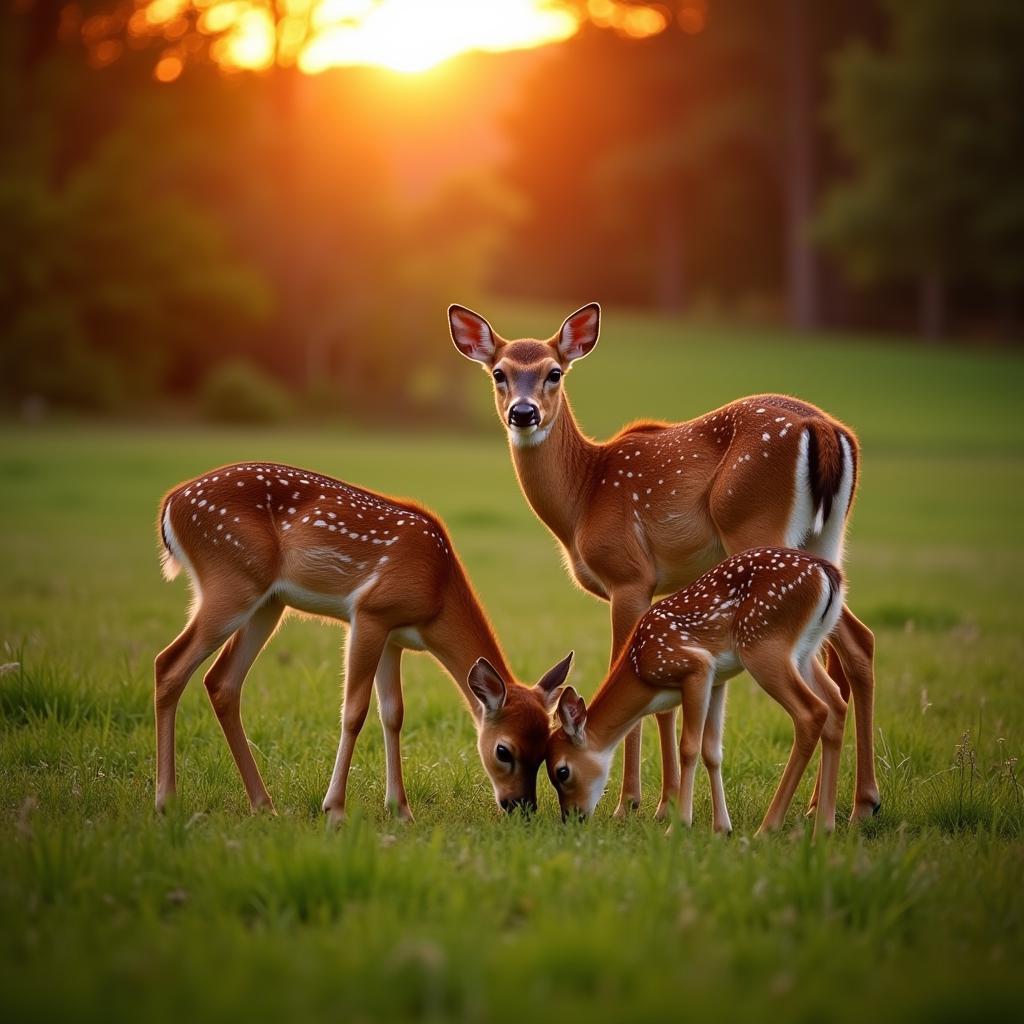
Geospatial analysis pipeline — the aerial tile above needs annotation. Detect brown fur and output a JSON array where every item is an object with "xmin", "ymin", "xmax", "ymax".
[
  {"xmin": 451, "ymin": 305, "xmax": 880, "ymax": 821},
  {"xmin": 547, "ymin": 548, "xmax": 849, "ymax": 836},
  {"xmin": 153, "ymin": 461, "xmax": 566, "ymax": 819}
]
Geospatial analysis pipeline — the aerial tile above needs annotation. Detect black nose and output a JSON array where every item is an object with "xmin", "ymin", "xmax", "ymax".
[
  {"xmin": 508, "ymin": 403, "xmax": 540, "ymax": 428},
  {"xmin": 500, "ymin": 797, "xmax": 537, "ymax": 815}
]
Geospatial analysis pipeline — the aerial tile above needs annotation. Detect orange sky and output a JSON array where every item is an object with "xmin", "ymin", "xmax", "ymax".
[{"xmin": 132, "ymin": 0, "xmax": 682, "ymax": 81}]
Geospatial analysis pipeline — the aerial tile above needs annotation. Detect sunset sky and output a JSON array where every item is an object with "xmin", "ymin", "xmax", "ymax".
[{"xmin": 132, "ymin": 0, "xmax": 682, "ymax": 80}]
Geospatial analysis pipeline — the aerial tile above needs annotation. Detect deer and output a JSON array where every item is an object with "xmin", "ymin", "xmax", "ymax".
[
  {"xmin": 154, "ymin": 461, "xmax": 573, "ymax": 822},
  {"xmin": 546, "ymin": 548, "xmax": 848, "ymax": 838},
  {"xmin": 449, "ymin": 302, "xmax": 879, "ymax": 823}
]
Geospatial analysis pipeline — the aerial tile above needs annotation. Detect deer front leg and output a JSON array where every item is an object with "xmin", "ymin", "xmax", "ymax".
[
  {"xmin": 653, "ymin": 708, "xmax": 681, "ymax": 822},
  {"xmin": 375, "ymin": 643, "xmax": 413, "ymax": 822},
  {"xmin": 608, "ymin": 583, "xmax": 657, "ymax": 818},
  {"xmin": 702, "ymin": 683, "xmax": 732, "ymax": 835},
  {"xmin": 322, "ymin": 614, "xmax": 389, "ymax": 826},
  {"xmin": 675, "ymin": 677, "xmax": 712, "ymax": 829}
]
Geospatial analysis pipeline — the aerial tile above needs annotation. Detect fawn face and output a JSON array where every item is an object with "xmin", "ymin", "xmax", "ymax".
[
  {"xmin": 449, "ymin": 304, "xmax": 600, "ymax": 448},
  {"xmin": 545, "ymin": 687, "xmax": 611, "ymax": 820},
  {"xmin": 468, "ymin": 653, "xmax": 574, "ymax": 813}
]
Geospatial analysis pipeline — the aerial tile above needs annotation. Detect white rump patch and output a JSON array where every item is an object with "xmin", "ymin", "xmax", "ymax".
[
  {"xmin": 795, "ymin": 567, "xmax": 846, "ymax": 672},
  {"xmin": 806, "ymin": 434, "xmax": 855, "ymax": 566},
  {"xmin": 783, "ymin": 430, "xmax": 815, "ymax": 549},
  {"xmin": 160, "ymin": 502, "xmax": 202, "ymax": 612}
]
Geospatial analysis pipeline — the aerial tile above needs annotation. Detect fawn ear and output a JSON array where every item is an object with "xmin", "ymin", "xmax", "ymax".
[
  {"xmin": 556, "ymin": 686, "xmax": 588, "ymax": 744},
  {"xmin": 449, "ymin": 305, "xmax": 501, "ymax": 365},
  {"xmin": 535, "ymin": 651, "xmax": 574, "ymax": 710},
  {"xmin": 554, "ymin": 303, "xmax": 600, "ymax": 364},
  {"xmin": 468, "ymin": 657, "xmax": 507, "ymax": 715}
]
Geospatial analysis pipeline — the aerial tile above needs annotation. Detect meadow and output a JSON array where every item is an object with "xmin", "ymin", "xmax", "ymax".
[{"xmin": 2, "ymin": 306, "xmax": 1023, "ymax": 1022}]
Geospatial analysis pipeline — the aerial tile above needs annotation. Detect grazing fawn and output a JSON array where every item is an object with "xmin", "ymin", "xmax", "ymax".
[
  {"xmin": 154, "ymin": 462, "xmax": 573, "ymax": 821},
  {"xmin": 546, "ymin": 548, "xmax": 848, "ymax": 837},
  {"xmin": 449, "ymin": 302, "xmax": 879, "ymax": 822}
]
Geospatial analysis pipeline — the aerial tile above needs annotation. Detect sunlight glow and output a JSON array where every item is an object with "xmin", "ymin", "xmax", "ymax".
[
  {"xmin": 131, "ymin": 0, "xmax": 689, "ymax": 80},
  {"xmin": 300, "ymin": 0, "xmax": 579, "ymax": 74}
]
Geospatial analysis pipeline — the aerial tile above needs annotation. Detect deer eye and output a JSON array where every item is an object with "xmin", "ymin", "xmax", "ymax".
[
  {"xmin": 546, "ymin": 368, "xmax": 562, "ymax": 385},
  {"xmin": 556, "ymin": 765, "xmax": 570, "ymax": 784},
  {"xmin": 495, "ymin": 744, "xmax": 513, "ymax": 764},
  {"xmin": 492, "ymin": 368, "xmax": 506, "ymax": 384}
]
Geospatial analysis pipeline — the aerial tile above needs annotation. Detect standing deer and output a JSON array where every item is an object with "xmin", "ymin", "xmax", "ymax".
[
  {"xmin": 546, "ymin": 548, "xmax": 848, "ymax": 838},
  {"xmin": 449, "ymin": 302, "xmax": 879, "ymax": 822},
  {"xmin": 154, "ymin": 461, "xmax": 573, "ymax": 821}
]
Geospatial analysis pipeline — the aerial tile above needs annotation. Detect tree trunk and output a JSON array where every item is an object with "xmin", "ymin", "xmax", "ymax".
[
  {"xmin": 783, "ymin": 0, "xmax": 820, "ymax": 331},
  {"xmin": 271, "ymin": 66, "xmax": 312, "ymax": 388},
  {"xmin": 654, "ymin": 190, "xmax": 685, "ymax": 313},
  {"xmin": 918, "ymin": 272, "xmax": 946, "ymax": 340}
]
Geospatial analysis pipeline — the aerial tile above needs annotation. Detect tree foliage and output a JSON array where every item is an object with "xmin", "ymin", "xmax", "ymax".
[
  {"xmin": 817, "ymin": 0, "xmax": 1024, "ymax": 294},
  {"xmin": 0, "ymin": 5, "xmax": 473, "ymax": 416}
]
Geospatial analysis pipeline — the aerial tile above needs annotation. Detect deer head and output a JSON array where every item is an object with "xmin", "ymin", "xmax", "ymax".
[
  {"xmin": 468, "ymin": 651, "xmax": 574, "ymax": 813},
  {"xmin": 448, "ymin": 303, "xmax": 600, "ymax": 448},
  {"xmin": 545, "ymin": 686, "xmax": 613, "ymax": 821}
]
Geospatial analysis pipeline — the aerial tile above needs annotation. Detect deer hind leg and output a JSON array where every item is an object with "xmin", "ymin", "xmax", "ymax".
[
  {"xmin": 154, "ymin": 596, "xmax": 255, "ymax": 812},
  {"xmin": 805, "ymin": 645, "xmax": 851, "ymax": 817},
  {"xmin": 802, "ymin": 656, "xmax": 848, "ymax": 837},
  {"xmin": 202, "ymin": 599, "xmax": 284, "ymax": 813},
  {"xmin": 830, "ymin": 605, "xmax": 880, "ymax": 821},
  {"xmin": 741, "ymin": 645, "xmax": 828, "ymax": 835},
  {"xmin": 322, "ymin": 613, "xmax": 389, "ymax": 826},
  {"xmin": 702, "ymin": 683, "xmax": 732, "ymax": 835},
  {"xmin": 375, "ymin": 643, "xmax": 412, "ymax": 822}
]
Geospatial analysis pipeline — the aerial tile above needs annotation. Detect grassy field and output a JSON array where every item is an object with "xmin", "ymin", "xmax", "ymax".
[{"xmin": 2, "ymin": 308, "xmax": 1023, "ymax": 1022}]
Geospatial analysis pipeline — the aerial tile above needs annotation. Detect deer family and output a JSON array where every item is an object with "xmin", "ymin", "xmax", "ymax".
[
  {"xmin": 154, "ymin": 462, "xmax": 573, "ymax": 821},
  {"xmin": 547, "ymin": 548, "xmax": 848, "ymax": 837},
  {"xmin": 449, "ymin": 302, "xmax": 879, "ymax": 822}
]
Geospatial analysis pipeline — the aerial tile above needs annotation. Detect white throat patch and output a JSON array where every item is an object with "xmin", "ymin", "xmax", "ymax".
[{"xmin": 508, "ymin": 424, "xmax": 551, "ymax": 449}]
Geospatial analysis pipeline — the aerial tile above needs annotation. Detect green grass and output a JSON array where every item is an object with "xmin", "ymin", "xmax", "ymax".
[{"xmin": 2, "ymin": 309, "xmax": 1024, "ymax": 1022}]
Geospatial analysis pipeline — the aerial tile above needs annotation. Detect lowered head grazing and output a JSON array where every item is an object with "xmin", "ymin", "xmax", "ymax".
[
  {"xmin": 546, "ymin": 686, "xmax": 612, "ymax": 821},
  {"xmin": 469, "ymin": 651, "xmax": 574, "ymax": 813}
]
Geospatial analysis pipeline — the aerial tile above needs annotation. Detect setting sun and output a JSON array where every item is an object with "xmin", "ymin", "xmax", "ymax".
[
  {"xmin": 300, "ymin": 0, "xmax": 580, "ymax": 74},
  {"xmin": 128, "ymin": 0, "xmax": 682, "ymax": 77}
]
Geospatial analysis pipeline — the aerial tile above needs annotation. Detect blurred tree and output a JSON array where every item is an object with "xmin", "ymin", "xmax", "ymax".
[
  {"xmin": 817, "ymin": 0, "xmax": 1024, "ymax": 338},
  {"xmin": 494, "ymin": 18, "xmax": 783, "ymax": 313},
  {"xmin": 494, "ymin": 4, "xmax": 881, "ymax": 325},
  {"xmin": 1, "ymin": 2, "xmax": 460, "ymax": 418},
  {"xmin": 0, "ymin": 150, "xmax": 270, "ymax": 409},
  {"xmin": 0, "ymin": 11, "xmax": 271, "ymax": 409}
]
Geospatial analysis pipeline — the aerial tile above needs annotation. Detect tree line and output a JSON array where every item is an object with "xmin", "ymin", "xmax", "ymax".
[{"xmin": 1, "ymin": 1, "xmax": 1021, "ymax": 417}]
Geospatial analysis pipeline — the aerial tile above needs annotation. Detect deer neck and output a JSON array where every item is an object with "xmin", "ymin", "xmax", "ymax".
[
  {"xmin": 509, "ymin": 396, "xmax": 599, "ymax": 546},
  {"xmin": 422, "ymin": 554, "xmax": 514, "ymax": 725},
  {"xmin": 585, "ymin": 661, "xmax": 659, "ymax": 754}
]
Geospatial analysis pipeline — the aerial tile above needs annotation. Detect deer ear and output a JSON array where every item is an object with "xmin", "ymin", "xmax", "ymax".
[
  {"xmin": 449, "ymin": 305, "xmax": 500, "ymax": 365},
  {"xmin": 535, "ymin": 651, "xmax": 573, "ymax": 709},
  {"xmin": 554, "ymin": 303, "xmax": 600, "ymax": 364},
  {"xmin": 468, "ymin": 657, "xmax": 507, "ymax": 715},
  {"xmin": 556, "ymin": 685, "xmax": 587, "ymax": 744}
]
